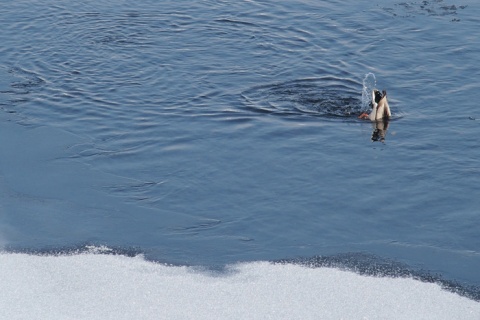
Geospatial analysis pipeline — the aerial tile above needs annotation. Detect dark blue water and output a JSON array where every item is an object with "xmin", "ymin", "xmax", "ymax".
[{"xmin": 1, "ymin": 0, "xmax": 479, "ymax": 291}]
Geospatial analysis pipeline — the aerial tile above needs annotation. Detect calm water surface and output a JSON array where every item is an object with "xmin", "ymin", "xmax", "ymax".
[{"xmin": 1, "ymin": 0, "xmax": 479, "ymax": 288}]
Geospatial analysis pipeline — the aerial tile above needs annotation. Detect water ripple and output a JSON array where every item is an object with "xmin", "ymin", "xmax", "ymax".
[{"xmin": 242, "ymin": 77, "xmax": 362, "ymax": 118}]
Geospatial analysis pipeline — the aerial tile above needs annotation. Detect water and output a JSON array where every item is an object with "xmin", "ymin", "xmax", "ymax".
[{"xmin": 1, "ymin": 0, "xmax": 479, "ymax": 317}]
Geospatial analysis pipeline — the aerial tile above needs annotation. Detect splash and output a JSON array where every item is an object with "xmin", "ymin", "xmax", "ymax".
[{"xmin": 362, "ymin": 73, "xmax": 376, "ymax": 111}]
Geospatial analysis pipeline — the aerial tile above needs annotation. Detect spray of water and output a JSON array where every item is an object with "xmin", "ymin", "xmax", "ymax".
[{"xmin": 362, "ymin": 73, "xmax": 376, "ymax": 111}]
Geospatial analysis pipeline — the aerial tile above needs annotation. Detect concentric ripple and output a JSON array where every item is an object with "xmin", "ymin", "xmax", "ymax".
[{"xmin": 241, "ymin": 76, "xmax": 363, "ymax": 118}]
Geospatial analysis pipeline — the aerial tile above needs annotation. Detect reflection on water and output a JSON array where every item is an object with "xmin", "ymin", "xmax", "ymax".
[{"xmin": 371, "ymin": 120, "xmax": 390, "ymax": 143}]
